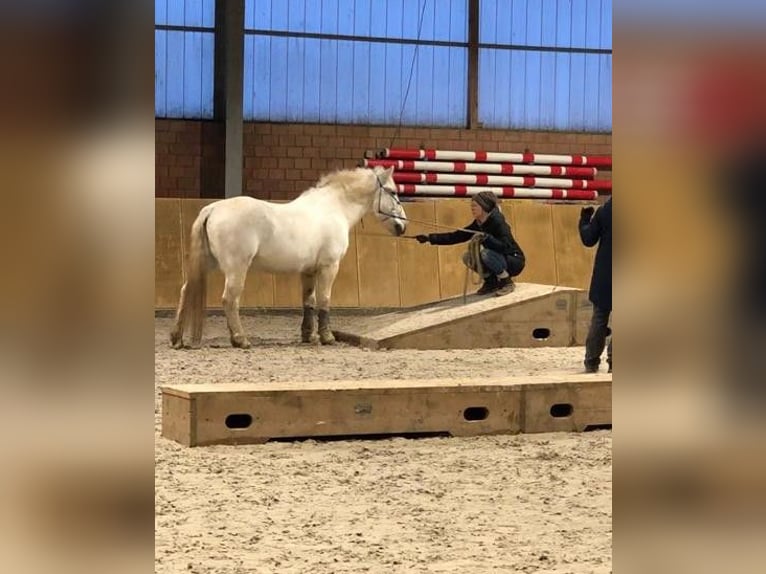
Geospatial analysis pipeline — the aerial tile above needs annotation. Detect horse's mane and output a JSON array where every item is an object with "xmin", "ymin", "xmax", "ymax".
[{"xmin": 304, "ymin": 167, "xmax": 375, "ymax": 204}]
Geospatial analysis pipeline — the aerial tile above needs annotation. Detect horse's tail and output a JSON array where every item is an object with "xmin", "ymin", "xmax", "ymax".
[{"xmin": 170, "ymin": 205, "xmax": 213, "ymax": 348}]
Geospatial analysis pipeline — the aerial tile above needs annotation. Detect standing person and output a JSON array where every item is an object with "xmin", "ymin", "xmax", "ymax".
[
  {"xmin": 415, "ymin": 191, "xmax": 525, "ymax": 296},
  {"xmin": 579, "ymin": 197, "xmax": 612, "ymax": 373}
]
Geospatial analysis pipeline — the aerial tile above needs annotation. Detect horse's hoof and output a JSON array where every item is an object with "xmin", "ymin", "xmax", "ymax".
[
  {"xmin": 301, "ymin": 332, "xmax": 319, "ymax": 344},
  {"xmin": 169, "ymin": 332, "xmax": 181, "ymax": 347},
  {"xmin": 231, "ymin": 336, "xmax": 251, "ymax": 349},
  {"xmin": 319, "ymin": 331, "xmax": 336, "ymax": 345}
]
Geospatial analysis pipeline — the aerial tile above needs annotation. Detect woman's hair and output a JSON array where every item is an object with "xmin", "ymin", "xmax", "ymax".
[{"xmin": 473, "ymin": 191, "xmax": 498, "ymax": 213}]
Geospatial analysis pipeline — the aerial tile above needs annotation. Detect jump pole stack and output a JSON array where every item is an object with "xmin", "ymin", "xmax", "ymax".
[{"xmin": 362, "ymin": 148, "xmax": 612, "ymax": 200}]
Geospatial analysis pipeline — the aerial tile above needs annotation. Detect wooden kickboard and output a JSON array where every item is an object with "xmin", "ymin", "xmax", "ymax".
[
  {"xmin": 334, "ymin": 283, "xmax": 590, "ymax": 350},
  {"xmin": 161, "ymin": 374, "xmax": 612, "ymax": 447}
]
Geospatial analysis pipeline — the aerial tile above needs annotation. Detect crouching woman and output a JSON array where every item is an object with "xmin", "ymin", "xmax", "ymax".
[{"xmin": 416, "ymin": 191, "xmax": 525, "ymax": 296}]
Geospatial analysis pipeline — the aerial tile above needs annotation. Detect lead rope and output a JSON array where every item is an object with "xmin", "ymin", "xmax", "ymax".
[
  {"xmin": 463, "ymin": 234, "xmax": 485, "ymax": 304},
  {"xmin": 373, "ymin": 176, "xmax": 486, "ymax": 306}
]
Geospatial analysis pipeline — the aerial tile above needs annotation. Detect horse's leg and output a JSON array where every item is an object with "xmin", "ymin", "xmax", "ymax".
[
  {"xmin": 316, "ymin": 261, "xmax": 340, "ymax": 345},
  {"xmin": 300, "ymin": 272, "xmax": 318, "ymax": 343},
  {"xmin": 169, "ymin": 282, "xmax": 188, "ymax": 349},
  {"xmin": 222, "ymin": 270, "xmax": 250, "ymax": 349}
]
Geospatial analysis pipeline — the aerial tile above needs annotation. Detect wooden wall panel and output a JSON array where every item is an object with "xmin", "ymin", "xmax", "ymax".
[
  {"xmin": 273, "ymin": 274, "xmax": 303, "ymax": 308},
  {"xmin": 500, "ymin": 201, "xmax": 517, "ymax": 228},
  {"xmin": 435, "ymin": 200, "xmax": 474, "ymax": 299},
  {"xmin": 155, "ymin": 199, "xmax": 183, "ymax": 309},
  {"xmin": 511, "ymin": 202, "xmax": 557, "ymax": 285},
  {"xmin": 552, "ymin": 204, "xmax": 596, "ymax": 289},
  {"xmin": 397, "ymin": 202, "xmax": 440, "ymax": 307},
  {"xmin": 356, "ymin": 214, "xmax": 401, "ymax": 307},
  {"xmin": 156, "ymin": 199, "xmax": 596, "ymax": 310},
  {"xmin": 241, "ymin": 270, "xmax": 276, "ymax": 308}
]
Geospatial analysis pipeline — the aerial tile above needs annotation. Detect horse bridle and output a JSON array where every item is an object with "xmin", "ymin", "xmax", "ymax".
[
  {"xmin": 371, "ymin": 173, "xmax": 485, "ymax": 238},
  {"xmin": 374, "ymin": 174, "xmax": 407, "ymax": 222}
]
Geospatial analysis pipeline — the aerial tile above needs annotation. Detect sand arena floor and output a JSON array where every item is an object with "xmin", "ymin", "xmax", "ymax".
[{"xmin": 155, "ymin": 313, "xmax": 611, "ymax": 574}]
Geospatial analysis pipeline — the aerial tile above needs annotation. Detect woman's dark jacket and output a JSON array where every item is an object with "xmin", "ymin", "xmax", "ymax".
[
  {"xmin": 428, "ymin": 208, "xmax": 525, "ymax": 260},
  {"xmin": 579, "ymin": 198, "xmax": 612, "ymax": 311}
]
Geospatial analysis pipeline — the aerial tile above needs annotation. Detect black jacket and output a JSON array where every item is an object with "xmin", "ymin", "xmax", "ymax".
[
  {"xmin": 428, "ymin": 208, "xmax": 525, "ymax": 259},
  {"xmin": 579, "ymin": 198, "xmax": 612, "ymax": 311}
]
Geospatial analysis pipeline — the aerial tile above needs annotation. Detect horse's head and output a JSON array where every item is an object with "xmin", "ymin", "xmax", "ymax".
[{"xmin": 372, "ymin": 166, "xmax": 407, "ymax": 237}]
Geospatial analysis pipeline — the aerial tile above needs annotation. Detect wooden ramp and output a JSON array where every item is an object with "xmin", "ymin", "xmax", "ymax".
[
  {"xmin": 334, "ymin": 283, "xmax": 592, "ymax": 350},
  {"xmin": 161, "ymin": 374, "xmax": 611, "ymax": 447}
]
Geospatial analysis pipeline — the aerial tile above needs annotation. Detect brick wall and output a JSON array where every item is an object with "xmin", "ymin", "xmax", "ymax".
[
  {"xmin": 155, "ymin": 119, "xmax": 224, "ymax": 198},
  {"xmin": 156, "ymin": 119, "xmax": 612, "ymax": 200}
]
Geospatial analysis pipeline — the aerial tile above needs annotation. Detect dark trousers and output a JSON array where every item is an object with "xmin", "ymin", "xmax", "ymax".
[
  {"xmin": 463, "ymin": 247, "xmax": 506, "ymax": 277},
  {"xmin": 463, "ymin": 248, "xmax": 525, "ymax": 278},
  {"xmin": 585, "ymin": 304, "xmax": 612, "ymax": 369},
  {"xmin": 506, "ymin": 254, "xmax": 525, "ymax": 277}
]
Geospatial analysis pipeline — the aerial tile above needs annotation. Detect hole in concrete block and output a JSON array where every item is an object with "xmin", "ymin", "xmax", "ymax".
[
  {"xmin": 225, "ymin": 414, "xmax": 253, "ymax": 429},
  {"xmin": 354, "ymin": 403, "xmax": 373, "ymax": 415},
  {"xmin": 584, "ymin": 424, "xmax": 612, "ymax": 431},
  {"xmin": 463, "ymin": 407, "xmax": 489, "ymax": 421},
  {"xmin": 532, "ymin": 328, "xmax": 551, "ymax": 340},
  {"xmin": 549, "ymin": 403, "xmax": 573, "ymax": 418}
]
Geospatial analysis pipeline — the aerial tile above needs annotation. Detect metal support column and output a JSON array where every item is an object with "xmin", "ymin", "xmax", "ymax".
[
  {"xmin": 214, "ymin": 0, "xmax": 245, "ymax": 198},
  {"xmin": 467, "ymin": 0, "xmax": 480, "ymax": 129}
]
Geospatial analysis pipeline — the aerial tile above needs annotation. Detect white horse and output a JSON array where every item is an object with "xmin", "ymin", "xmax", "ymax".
[{"xmin": 170, "ymin": 166, "xmax": 406, "ymax": 349}]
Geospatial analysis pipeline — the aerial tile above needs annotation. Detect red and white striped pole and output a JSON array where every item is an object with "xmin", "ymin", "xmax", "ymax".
[
  {"xmin": 393, "ymin": 171, "xmax": 612, "ymax": 191},
  {"xmin": 374, "ymin": 148, "xmax": 612, "ymax": 168},
  {"xmin": 396, "ymin": 184, "xmax": 599, "ymax": 200},
  {"xmin": 363, "ymin": 158, "xmax": 597, "ymax": 178}
]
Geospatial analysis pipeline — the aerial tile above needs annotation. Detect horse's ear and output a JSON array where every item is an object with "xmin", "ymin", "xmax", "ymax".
[
  {"xmin": 384, "ymin": 166, "xmax": 394, "ymax": 178},
  {"xmin": 372, "ymin": 165, "xmax": 383, "ymax": 175}
]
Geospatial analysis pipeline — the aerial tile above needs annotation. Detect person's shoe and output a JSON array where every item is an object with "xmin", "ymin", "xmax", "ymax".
[
  {"xmin": 476, "ymin": 277, "xmax": 499, "ymax": 295},
  {"xmin": 495, "ymin": 276, "xmax": 515, "ymax": 296},
  {"xmin": 584, "ymin": 362, "xmax": 599, "ymax": 373}
]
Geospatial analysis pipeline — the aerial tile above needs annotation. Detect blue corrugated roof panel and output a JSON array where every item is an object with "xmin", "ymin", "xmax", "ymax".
[
  {"xmin": 244, "ymin": 36, "xmax": 466, "ymax": 126},
  {"xmin": 155, "ymin": 0, "xmax": 611, "ymax": 130},
  {"xmin": 155, "ymin": 29, "xmax": 215, "ymax": 118}
]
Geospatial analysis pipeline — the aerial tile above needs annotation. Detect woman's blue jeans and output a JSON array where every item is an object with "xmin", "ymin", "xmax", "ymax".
[{"xmin": 462, "ymin": 247, "xmax": 507, "ymax": 277}]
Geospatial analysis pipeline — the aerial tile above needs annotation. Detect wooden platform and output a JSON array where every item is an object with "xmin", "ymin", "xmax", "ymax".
[
  {"xmin": 333, "ymin": 283, "xmax": 593, "ymax": 350},
  {"xmin": 161, "ymin": 374, "xmax": 611, "ymax": 447}
]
